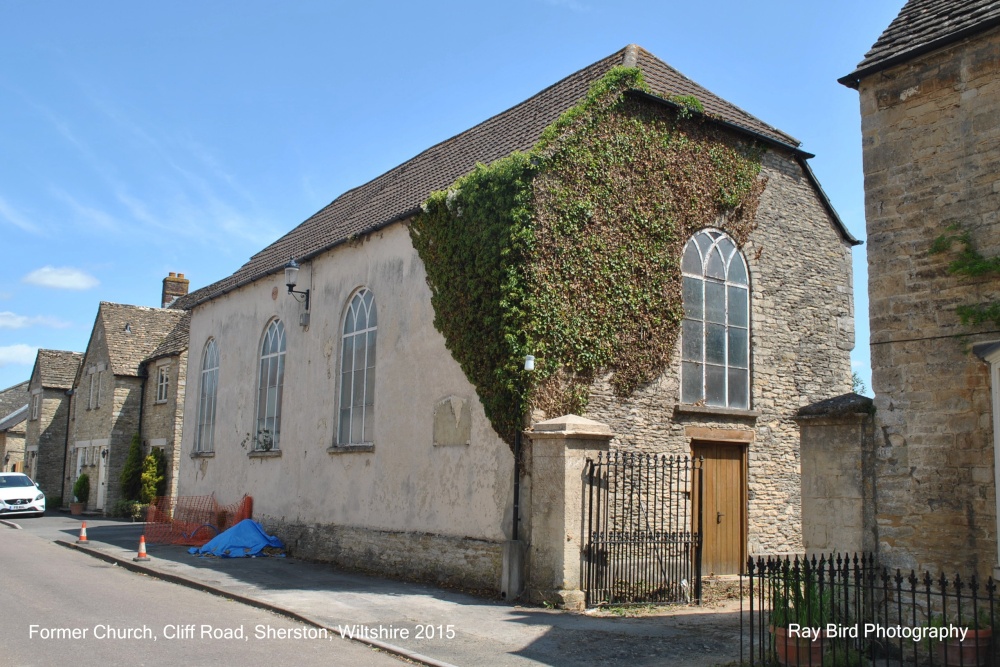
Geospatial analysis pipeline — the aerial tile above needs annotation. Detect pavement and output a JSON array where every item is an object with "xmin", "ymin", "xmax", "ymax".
[{"xmin": 4, "ymin": 513, "xmax": 747, "ymax": 667}]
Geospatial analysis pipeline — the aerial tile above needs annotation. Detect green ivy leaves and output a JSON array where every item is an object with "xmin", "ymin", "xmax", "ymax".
[{"xmin": 410, "ymin": 68, "xmax": 765, "ymax": 447}]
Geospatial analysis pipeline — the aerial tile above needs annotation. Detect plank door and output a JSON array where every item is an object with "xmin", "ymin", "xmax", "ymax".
[{"xmin": 693, "ymin": 442, "xmax": 747, "ymax": 575}]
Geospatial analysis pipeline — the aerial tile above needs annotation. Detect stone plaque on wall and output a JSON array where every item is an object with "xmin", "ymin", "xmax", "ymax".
[{"xmin": 433, "ymin": 396, "xmax": 471, "ymax": 447}]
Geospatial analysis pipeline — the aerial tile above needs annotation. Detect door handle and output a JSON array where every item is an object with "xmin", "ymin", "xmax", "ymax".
[{"xmin": 717, "ymin": 511, "xmax": 724, "ymax": 524}]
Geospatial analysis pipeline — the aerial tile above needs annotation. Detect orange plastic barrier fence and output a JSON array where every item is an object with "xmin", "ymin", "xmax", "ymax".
[{"xmin": 143, "ymin": 494, "xmax": 253, "ymax": 546}]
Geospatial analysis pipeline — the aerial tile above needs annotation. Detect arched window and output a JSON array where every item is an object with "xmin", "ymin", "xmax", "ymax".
[
  {"xmin": 338, "ymin": 289, "xmax": 377, "ymax": 444},
  {"xmin": 195, "ymin": 339, "xmax": 219, "ymax": 453},
  {"xmin": 256, "ymin": 320, "xmax": 285, "ymax": 450},
  {"xmin": 680, "ymin": 229, "xmax": 750, "ymax": 409}
]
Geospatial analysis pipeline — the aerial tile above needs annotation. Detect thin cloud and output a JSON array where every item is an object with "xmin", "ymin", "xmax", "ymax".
[
  {"xmin": 540, "ymin": 0, "xmax": 590, "ymax": 11},
  {"xmin": 0, "ymin": 195, "xmax": 42, "ymax": 234},
  {"xmin": 0, "ymin": 344, "xmax": 37, "ymax": 367},
  {"xmin": 50, "ymin": 189, "xmax": 119, "ymax": 232},
  {"xmin": 0, "ymin": 311, "xmax": 71, "ymax": 329},
  {"xmin": 23, "ymin": 266, "xmax": 99, "ymax": 290}
]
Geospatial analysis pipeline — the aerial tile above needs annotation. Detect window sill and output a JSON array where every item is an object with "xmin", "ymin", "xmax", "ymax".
[
  {"xmin": 154, "ymin": 400, "xmax": 168, "ymax": 405},
  {"xmin": 190, "ymin": 451, "xmax": 215, "ymax": 459},
  {"xmin": 327, "ymin": 443, "xmax": 374, "ymax": 454},
  {"xmin": 673, "ymin": 403, "xmax": 759, "ymax": 419},
  {"xmin": 248, "ymin": 449, "xmax": 282, "ymax": 459}
]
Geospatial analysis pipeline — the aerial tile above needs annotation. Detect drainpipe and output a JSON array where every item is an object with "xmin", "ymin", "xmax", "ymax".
[
  {"xmin": 60, "ymin": 388, "xmax": 74, "ymax": 505},
  {"xmin": 138, "ymin": 362, "xmax": 148, "ymax": 447}
]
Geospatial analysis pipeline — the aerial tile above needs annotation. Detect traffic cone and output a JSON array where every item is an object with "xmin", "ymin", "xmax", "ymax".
[
  {"xmin": 133, "ymin": 535, "xmax": 151, "ymax": 562},
  {"xmin": 76, "ymin": 521, "xmax": 89, "ymax": 545}
]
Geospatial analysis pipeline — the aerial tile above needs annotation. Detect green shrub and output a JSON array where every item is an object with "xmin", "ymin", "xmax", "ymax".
[
  {"xmin": 120, "ymin": 433, "xmax": 144, "ymax": 501},
  {"xmin": 111, "ymin": 499, "xmax": 148, "ymax": 521},
  {"xmin": 139, "ymin": 449, "xmax": 166, "ymax": 504},
  {"xmin": 73, "ymin": 473, "xmax": 90, "ymax": 504}
]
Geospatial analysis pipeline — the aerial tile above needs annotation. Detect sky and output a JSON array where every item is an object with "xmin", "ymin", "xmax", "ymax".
[{"xmin": 0, "ymin": 0, "xmax": 905, "ymax": 395}]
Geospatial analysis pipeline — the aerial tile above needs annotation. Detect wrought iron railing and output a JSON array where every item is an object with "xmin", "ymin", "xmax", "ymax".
[
  {"xmin": 584, "ymin": 451, "xmax": 703, "ymax": 606},
  {"xmin": 743, "ymin": 553, "xmax": 997, "ymax": 666}
]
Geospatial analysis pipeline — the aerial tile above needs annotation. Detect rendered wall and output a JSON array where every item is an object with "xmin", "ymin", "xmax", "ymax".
[{"xmin": 178, "ymin": 223, "xmax": 516, "ymax": 586}]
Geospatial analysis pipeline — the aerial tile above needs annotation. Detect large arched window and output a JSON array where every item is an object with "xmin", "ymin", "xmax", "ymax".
[
  {"xmin": 256, "ymin": 320, "xmax": 285, "ymax": 450},
  {"xmin": 195, "ymin": 339, "xmax": 219, "ymax": 453},
  {"xmin": 338, "ymin": 289, "xmax": 377, "ymax": 444},
  {"xmin": 680, "ymin": 229, "xmax": 750, "ymax": 409}
]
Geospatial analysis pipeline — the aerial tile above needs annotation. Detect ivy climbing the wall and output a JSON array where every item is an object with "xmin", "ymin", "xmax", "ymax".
[
  {"xmin": 410, "ymin": 67, "xmax": 767, "ymax": 448},
  {"xmin": 930, "ymin": 225, "xmax": 1000, "ymax": 328}
]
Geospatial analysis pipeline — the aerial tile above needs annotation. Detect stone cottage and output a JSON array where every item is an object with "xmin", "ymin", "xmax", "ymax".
[
  {"xmin": 174, "ymin": 44, "xmax": 856, "ymax": 590},
  {"xmin": 67, "ymin": 293, "xmax": 189, "ymax": 513},
  {"xmin": 839, "ymin": 0, "xmax": 1000, "ymax": 576},
  {"xmin": 0, "ymin": 381, "xmax": 29, "ymax": 472},
  {"xmin": 24, "ymin": 350, "xmax": 82, "ymax": 500}
]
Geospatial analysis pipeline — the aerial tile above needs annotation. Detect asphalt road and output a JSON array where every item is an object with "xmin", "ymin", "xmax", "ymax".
[{"xmin": 0, "ymin": 522, "xmax": 408, "ymax": 667}]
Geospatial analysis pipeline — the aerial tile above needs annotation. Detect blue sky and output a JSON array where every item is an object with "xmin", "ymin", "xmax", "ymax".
[{"xmin": 0, "ymin": 0, "xmax": 903, "ymax": 394}]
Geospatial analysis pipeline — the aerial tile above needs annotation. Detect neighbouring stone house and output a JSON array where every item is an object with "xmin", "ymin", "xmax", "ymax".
[
  {"xmin": 25, "ymin": 350, "xmax": 82, "ymax": 500},
  {"xmin": 837, "ymin": 0, "xmax": 1000, "ymax": 577},
  {"xmin": 66, "ymin": 282, "xmax": 190, "ymax": 513},
  {"xmin": 0, "ymin": 381, "xmax": 29, "ymax": 472},
  {"xmin": 174, "ymin": 44, "xmax": 856, "ymax": 593}
]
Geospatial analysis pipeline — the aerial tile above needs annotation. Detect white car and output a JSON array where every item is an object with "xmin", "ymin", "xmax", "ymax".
[{"xmin": 0, "ymin": 473, "xmax": 46, "ymax": 518}]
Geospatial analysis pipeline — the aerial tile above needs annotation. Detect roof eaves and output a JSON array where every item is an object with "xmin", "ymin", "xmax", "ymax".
[
  {"xmin": 839, "ymin": 14, "xmax": 1000, "ymax": 88},
  {"xmin": 180, "ymin": 208, "xmax": 422, "ymax": 311},
  {"xmin": 625, "ymin": 90, "xmax": 810, "ymax": 157}
]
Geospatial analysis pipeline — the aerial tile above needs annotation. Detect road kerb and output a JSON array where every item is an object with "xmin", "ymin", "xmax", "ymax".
[{"xmin": 54, "ymin": 540, "xmax": 459, "ymax": 667}]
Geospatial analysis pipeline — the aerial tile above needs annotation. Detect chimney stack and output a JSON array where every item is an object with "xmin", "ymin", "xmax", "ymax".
[{"xmin": 162, "ymin": 272, "xmax": 190, "ymax": 308}]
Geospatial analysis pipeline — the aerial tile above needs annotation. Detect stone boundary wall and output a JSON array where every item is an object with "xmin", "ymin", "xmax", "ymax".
[{"xmin": 267, "ymin": 519, "xmax": 503, "ymax": 591}]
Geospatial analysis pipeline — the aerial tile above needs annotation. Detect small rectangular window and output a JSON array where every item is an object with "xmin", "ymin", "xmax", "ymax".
[{"xmin": 156, "ymin": 365, "xmax": 170, "ymax": 402}]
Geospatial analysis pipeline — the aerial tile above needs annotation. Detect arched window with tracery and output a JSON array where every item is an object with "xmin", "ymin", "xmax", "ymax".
[
  {"xmin": 255, "ymin": 320, "xmax": 285, "ymax": 450},
  {"xmin": 195, "ymin": 339, "xmax": 219, "ymax": 453},
  {"xmin": 338, "ymin": 289, "xmax": 377, "ymax": 444},
  {"xmin": 680, "ymin": 229, "xmax": 750, "ymax": 409}
]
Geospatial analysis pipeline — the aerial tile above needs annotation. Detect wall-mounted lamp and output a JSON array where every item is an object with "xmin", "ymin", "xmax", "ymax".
[
  {"xmin": 524, "ymin": 355, "xmax": 535, "ymax": 371},
  {"xmin": 284, "ymin": 259, "xmax": 310, "ymax": 310},
  {"xmin": 101, "ymin": 449, "xmax": 108, "ymax": 460}
]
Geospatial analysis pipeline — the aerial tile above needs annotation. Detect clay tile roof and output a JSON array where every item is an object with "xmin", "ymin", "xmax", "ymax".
[
  {"xmin": 34, "ymin": 350, "xmax": 83, "ymax": 390},
  {"xmin": 175, "ymin": 44, "xmax": 810, "ymax": 310},
  {"xmin": 98, "ymin": 303, "xmax": 188, "ymax": 376},
  {"xmin": 0, "ymin": 381, "xmax": 29, "ymax": 418},
  {"xmin": 840, "ymin": 0, "xmax": 1000, "ymax": 87}
]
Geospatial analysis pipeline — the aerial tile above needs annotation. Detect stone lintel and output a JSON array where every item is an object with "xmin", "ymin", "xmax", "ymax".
[{"xmin": 684, "ymin": 426, "xmax": 754, "ymax": 443}]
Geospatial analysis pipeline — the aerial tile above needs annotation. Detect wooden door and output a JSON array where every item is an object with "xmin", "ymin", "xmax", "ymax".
[{"xmin": 693, "ymin": 442, "xmax": 747, "ymax": 575}]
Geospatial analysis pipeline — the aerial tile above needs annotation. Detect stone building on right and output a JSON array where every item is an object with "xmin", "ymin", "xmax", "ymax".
[{"xmin": 840, "ymin": 0, "xmax": 1000, "ymax": 576}]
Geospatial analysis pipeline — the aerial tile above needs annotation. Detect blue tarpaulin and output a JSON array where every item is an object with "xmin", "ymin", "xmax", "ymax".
[{"xmin": 188, "ymin": 519, "xmax": 285, "ymax": 558}]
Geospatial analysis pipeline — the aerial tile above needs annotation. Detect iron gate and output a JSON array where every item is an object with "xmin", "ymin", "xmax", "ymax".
[{"xmin": 584, "ymin": 451, "xmax": 703, "ymax": 606}]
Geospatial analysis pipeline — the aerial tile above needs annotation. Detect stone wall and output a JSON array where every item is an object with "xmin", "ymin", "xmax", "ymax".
[
  {"xmin": 268, "ymin": 520, "xmax": 503, "ymax": 591},
  {"xmin": 70, "ymin": 318, "xmax": 144, "ymax": 512},
  {"xmin": 859, "ymin": 25, "xmax": 1000, "ymax": 575},
  {"xmin": 796, "ymin": 394, "xmax": 877, "ymax": 556},
  {"xmin": 582, "ymin": 147, "xmax": 855, "ymax": 557},
  {"xmin": 26, "ymin": 388, "xmax": 71, "ymax": 500},
  {"xmin": 141, "ymin": 351, "xmax": 187, "ymax": 499}
]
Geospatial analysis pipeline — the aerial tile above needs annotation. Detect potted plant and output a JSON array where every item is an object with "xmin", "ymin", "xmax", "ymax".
[
  {"xmin": 769, "ymin": 566, "xmax": 833, "ymax": 666},
  {"xmin": 934, "ymin": 610, "xmax": 993, "ymax": 667},
  {"xmin": 256, "ymin": 429, "xmax": 273, "ymax": 452},
  {"xmin": 70, "ymin": 473, "xmax": 90, "ymax": 515}
]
